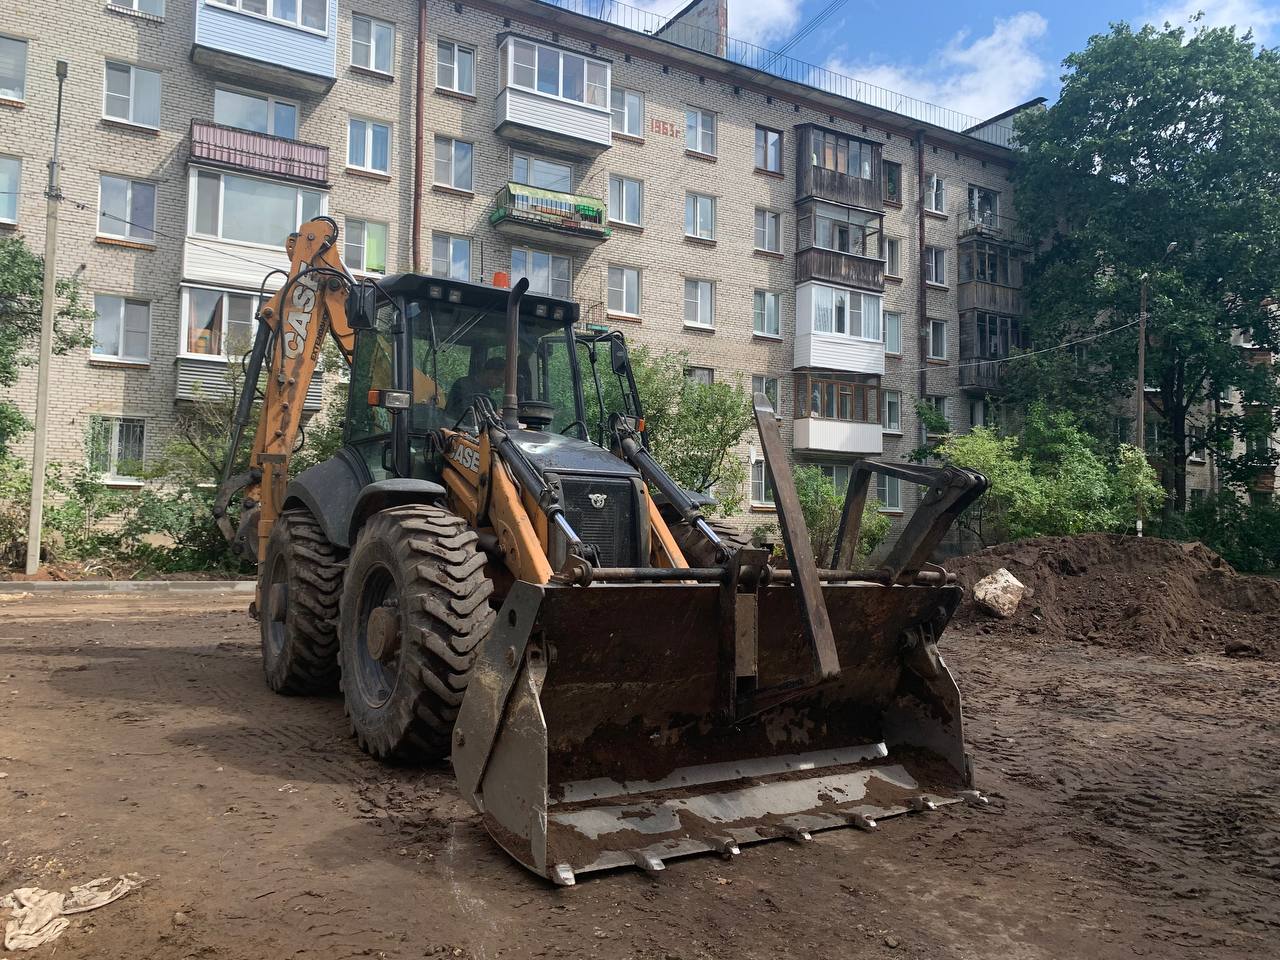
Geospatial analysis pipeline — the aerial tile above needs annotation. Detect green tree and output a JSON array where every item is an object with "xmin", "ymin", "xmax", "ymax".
[
  {"xmin": 753, "ymin": 467, "xmax": 891, "ymax": 565},
  {"xmin": 0, "ymin": 235, "xmax": 95, "ymax": 452},
  {"xmin": 1010, "ymin": 20, "xmax": 1280, "ymax": 513}
]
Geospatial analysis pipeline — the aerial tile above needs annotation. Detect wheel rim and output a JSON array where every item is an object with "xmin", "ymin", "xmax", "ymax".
[
  {"xmin": 264, "ymin": 551, "xmax": 288, "ymax": 656},
  {"xmin": 352, "ymin": 564, "xmax": 401, "ymax": 709}
]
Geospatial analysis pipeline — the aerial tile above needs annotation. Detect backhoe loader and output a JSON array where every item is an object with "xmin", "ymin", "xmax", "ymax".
[{"xmin": 215, "ymin": 218, "xmax": 989, "ymax": 884}]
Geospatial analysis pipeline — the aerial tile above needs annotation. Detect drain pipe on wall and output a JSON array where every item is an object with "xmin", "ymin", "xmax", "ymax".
[
  {"xmin": 412, "ymin": 0, "xmax": 427, "ymax": 272},
  {"xmin": 915, "ymin": 129, "xmax": 928, "ymax": 447}
]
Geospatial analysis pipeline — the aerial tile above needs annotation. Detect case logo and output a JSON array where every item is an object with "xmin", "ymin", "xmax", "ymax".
[
  {"xmin": 282, "ymin": 274, "xmax": 320, "ymax": 360},
  {"xmin": 588, "ymin": 493, "xmax": 608, "ymax": 509}
]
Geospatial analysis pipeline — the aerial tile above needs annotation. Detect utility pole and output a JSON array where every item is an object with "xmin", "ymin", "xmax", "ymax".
[
  {"xmin": 1134, "ymin": 241, "xmax": 1178, "ymax": 540},
  {"xmin": 24, "ymin": 60, "xmax": 68, "ymax": 575}
]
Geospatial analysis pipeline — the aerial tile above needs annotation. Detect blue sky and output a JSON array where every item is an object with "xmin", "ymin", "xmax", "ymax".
[{"xmin": 627, "ymin": 0, "xmax": 1280, "ymax": 124}]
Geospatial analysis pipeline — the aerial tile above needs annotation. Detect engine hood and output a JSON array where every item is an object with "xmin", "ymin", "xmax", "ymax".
[{"xmin": 511, "ymin": 430, "xmax": 641, "ymax": 479}]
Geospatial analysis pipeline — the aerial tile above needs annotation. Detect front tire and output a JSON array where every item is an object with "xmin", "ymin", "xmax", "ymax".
[
  {"xmin": 259, "ymin": 508, "xmax": 343, "ymax": 694},
  {"xmin": 338, "ymin": 505, "xmax": 495, "ymax": 762}
]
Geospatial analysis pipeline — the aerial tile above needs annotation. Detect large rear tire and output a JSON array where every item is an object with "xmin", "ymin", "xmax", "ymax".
[
  {"xmin": 338, "ymin": 505, "xmax": 495, "ymax": 762},
  {"xmin": 259, "ymin": 508, "xmax": 343, "ymax": 694},
  {"xmin": 670, "ymin": 518, "xmax": 752, "ymax": 567}
]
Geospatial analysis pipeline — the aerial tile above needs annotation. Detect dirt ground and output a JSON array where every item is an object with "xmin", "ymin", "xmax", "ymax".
[{"xmin": 1, "ymin": 579, "xmax": 1278, "ymax": 959}]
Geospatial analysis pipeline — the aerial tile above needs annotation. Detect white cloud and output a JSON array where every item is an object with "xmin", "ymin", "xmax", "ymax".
[
  {"xmin": 606, "ymin": 0, "xmax": 801, "ymax": 46},
  {"xmin": 1148, "ymin": 0, "xmax": 1280, "ymax": 44},
  {"xmin": 825, "ymin": 12, "xmax": 1050, "ymax": 125}
]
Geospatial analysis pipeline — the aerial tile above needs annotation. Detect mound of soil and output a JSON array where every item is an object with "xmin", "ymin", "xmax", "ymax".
[{"xmin": 947, "ymin": 533, "xmax": 1280, "ymax": 659}]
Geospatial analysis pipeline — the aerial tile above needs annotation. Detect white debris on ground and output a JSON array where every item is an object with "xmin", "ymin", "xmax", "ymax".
[
  {"xmin": 2, "ymin": 875, "xmax": 145, "ymax": 951},
  {"xmin": 973, "ymin": 567, "xmax": 1026, "ymax": 619}
]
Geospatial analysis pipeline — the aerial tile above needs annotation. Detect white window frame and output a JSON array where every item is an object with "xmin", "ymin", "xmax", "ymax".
[
  {"xmin": 512, "ymin": 152, "xmax": 572, "ymax": 192},
  {"xmin": 810, "ymin": 284, "xmax": 882, "ymax": 341},
  {"xmin": 924, "ymin": 246, "xmax": 946, "ymax": 285},
  {"xmin": 926, "ymin": 173, "xmax": 947, "ymax": 214},
  {"xmin": 753, "ymin": 289, "xmax": 780, "ymax": 338},
  {"xmin": 181, "ymin": 285, "xmax": 262, "ymax": 360},
  {"xmin": 967, "ymin": 184, "xmax": 999, "ymax": 224},
  {"xmin": 511, "ymin": 247, "xmax": 572, "ymax": 299},
  {"xmin": 1189, "ymin": 425, "xmax": 1207, "ymax": 463},
  {"xmin": 0, "ymin": 34, "xmax": 28, "ymax": 102},
  {"xmin": 109, "ymin": 0, "xmax": 165, "ymax": 14},
  {"xmin": 435, "ymin": 37, "xmax": 475, "ymax": 93},
  {"xmin": 928, "ymin": 318, "xmax": 948, "ymax": 360},
  {"xmin": 607, "ymin": 265, "xmax": 641, "ymax": 317},
  {"xmin": 352, "ymin": 15, "xmax": 396, "ymax": 75},
  {"xmin": 431, "ymin": 233, "xmax": 471, "ymax": 281},
  {"xmin": 608, "ymin": 174, "xmax": 643, "ymax": 227},
  {"xmin": 97, "ymin": 174, "xmax": 156, "ymax": 242},
  {"xmin": 207, "ymin": 0, "xmax": 328, "ymax": 36},
  {"xmin": 685, "ymin": 107, "xmax": 716, "ymax": 155},
  {"xmin": 213, "ymin": 86, "xmax": 298, "ymax": 138},
  {"xmin": 750, "ymin": 451, "xmax": 775, "ymax": 507},
  {"xmin": 885, "ymin": 236, "xmax": 901, "ymax": 277},
  {"xmin": 503, "ymin": 37, "xmax": 609, "ymax": 111},
  {"xmin": 103, "ymin": 60, "xmax": 161, "ymax": 129},
  {"xmin": 755, "ymin": 125, "xmax": 782, "ymax": 173},
  {"xmin": 883, "ymin": 310, "xmax": 902, "ymax": 355},
  {"xmin": 752, "ymin": 374, "xmax": 780, "ymax": 412},
  {"xmin": 685, "ymin": 366, "xmax": 714, "ymax": 385},
  {"xmin": 876, "ymin": 473, "xmax": 901, "ymax": 512},
  {"xmin": 684, "ymin": 192, "xmax": 716, "ymax": 241},
  {"xmin": 92, "ymin": 293, "xmax": 151, "ymax": 363},
  {"xmin": 90, "ymin": 416, "xmax": 147, "ymax": 482},
  {"xmin": 611, "ymin": 87, "xmax": 644, "ymax": 137},
  {"xmin": 344, "ymin": 218, "xmax": 388, "ymax": 274},
  {"xmin": 187, "ymin": 168, "xmax": 326, "ymax": 249},
  {"xmin": 347, "ymin": 117, "xmax": 391, "ymax": 174},
  {"xmin": 882, "ymin": 390, "xmax": 902, "ymax": 433},
  {"xmin": 434, "ymin": 136, "xmax": 473, "ymax": 191},
  {"xmin": 0, "ymin": 155, "xmax": 21, "ymax": 224},
  {"xmin": 683, "ymin": 279, "xmax": 715, "ymax": 329},
  {"xmin": 754, "ymin": 208, "xmax": 781, "ymax": 253},
  {"xmin": 926, "ymin": 395, "xmax": 950, "ymax": 433}
]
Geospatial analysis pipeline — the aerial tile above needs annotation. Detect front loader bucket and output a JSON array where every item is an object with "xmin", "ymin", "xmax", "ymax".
[{"xmin": 452, "ymin": 577, "xmax": 978, "ymax": 885}]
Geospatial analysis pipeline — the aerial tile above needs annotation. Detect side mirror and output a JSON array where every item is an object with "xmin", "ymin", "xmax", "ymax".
[
  {"xmin": 610, "ymin": 337, "xmax": 631, "ymax": 377},
  {"xmin": 346, "ymin": 286, "xmax": 377, "ymax": 330}
]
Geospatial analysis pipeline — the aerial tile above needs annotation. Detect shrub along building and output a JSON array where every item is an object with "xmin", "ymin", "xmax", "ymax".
[{"xmin": 1, "ymin": 0, "xmax": 1049, "ymax": 528}]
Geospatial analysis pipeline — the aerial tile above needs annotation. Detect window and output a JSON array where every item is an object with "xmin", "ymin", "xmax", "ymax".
[
  {"xmin": 431, "ymin": 233, "xmax": 470, "ymax": 280},
  {"xmin": 213, "ymin": 88, "xmax": 297, "ymax": 138},
  {"xmin": 883, "ymin": 160, "xmax": 902, "ymax": 204},
  {"xmin": 608, "ymin": 174, "xmax": 642, "ymax": 226},
  {"xmin": 686, "ymin": 108, "xmax": 716, "ymax": 155},
  {"xmin": 611, "ymin": 88, "xmax": 643, "ymax": 137},
  {"xmin": 885, "ymin": 237, "xmax": 901, "ymax": 277},
  {"xmin": 608, "ymin": 265, "xmax": 640, "ymax": 316},
  {"xmin": 98, "ymin": 175, "xmax": 156, "ymax": 242},
  {"xmin": 751, "ymin": 456, "xmax": 775, "ymax": 506},
  {"xmin": 683, "ymin": 279, "xmax": 714, "ymax": 328},
  {"xmin": 1190, "ymin": 488, "xmax": 1206, "ymax": 506},
  {"xmin": 974, "ymin": 312, "xmax": 1028, "ymax": 359},
  {"xmin": 928, "ymin": 319, "xmax": 948, "ymax": 360},
  {"xmin": 1189, "ymin": 425, "xmax": 1207, "ymax": 462},
  {"xmin": 185, "ymin": 287, "xmax": 257, "ymax": 357},
  {"xmin": 348, "ymin": 118, "xmax": 391, "ymax": 174},
  {"xmin": 191, "ymin": 170, "xmax": 324, "ymax": 246},
  {"xmin": 752, "ymin": 374, "xmax": 779, "ymax": 411},
  {"xmin": 506, "ymin": 38, "xmax": 608, "ymax": 108},
  {"xmin": 754, "ymin": 209, "xmax": 781, "ymax": 253},
  {"xmin": 513, "ymin": 153, "xmax": 572, "ymax": 191},
  {"xmin": 1113, "ymin": 416, "xmax": 1133, "ymax": 446},
  {"xmin": 967, "ymin": 185, "xmax": 999, "ymax": 225},
  {"xmin": 90, "ymin": 417, "xmax": 146, "ymax": 480},
  {"xmin": 0, "ymin": 35, "xmax": 27, "ymax": 101},
  {"xmin": 876, "ymin": 473, "xmax": 901, "ymax": 511},
  {"xmin": 685, "ymin": 366, "xmax": 714, "ymax": 385},
  {"xmin": 819, "ymin": 464, "xmax": 852, "ymax": 495},
  {"xmin": 511, "ymin": 248, "xmax": 571, "ymax": 298},
  {"xmin": 1145, "ymin": 419, "xmax": 1162, "ymax": 456},
  {"xmin": 433, "ymin": 136, "xmax": 473, "ymax": 191},
  {"xmin": 811, "ymin": 285, "xmax": 881, "ymax": 341},
  {"xmin": 883, "ymin": 311, "xmax": 902, "ymax": 354},
  {"xmin": 755, "ymin": 126, "xmax": 781, "ymax": 173},
  {"xmin": 924, "ymin": 246, "xmax": 946, "ymax": 285},
  {"xmin": 684, "ymin": 192, "xmax": 715, "ymax": 240},
  {"xmin": 210, "ymin": 0, "xmax": 326, "ymax": 33},
  {"xmin": 969, "ymin": 399, "xmax": 995, "ymax": 429},
  {"xmin": 436, "ymin": 38, "xmax": 474, "ymax": 93},
  {"xmin": 883, "ymin": 390, "xmax": 902, "ymax": 432},
  {"xmin": 0, "ymin": 156, "xmax": 20, "ymax": 223},
  {"xmin": 345, "ymin": 218, "xmax": 388, "ymax": 273},
  {"xmin": 959, "ymin": 241, "xmax": 1013, "ymax": 285},
  {"xmin": 812, "ymin": 131, "xmax": 873, "ymax": 179},
  {"xmin": 352, "ymin": 16, "xmax": 395, "ymax": 75},
  {"xmin": 814, "ymin": 202, "xmax": 881, "ymax": 257},
  {"xmin": 93, "ymin": 294, "xmax": 150, "ymax": 362},
  {"xmin": 110, "ymin": 0, "xmax": 165, "ymax": 14},
  {"xmin": 753, "ymin": 290, "xmax": 780, "ymax": 337},
  {"xmin": 925, "ymin": 173, "xmax": 946, "ymax": 214},
  {"xmin": 794, "ymin": 372, "xmax": 879, "ymax": 424},
  {"xmin": 103, "ymin": 61, "xmax": 161, "ymax": 128},
  {"xmin": 925, "ymin": 395, "xmax": 950, "ymax": 433}
]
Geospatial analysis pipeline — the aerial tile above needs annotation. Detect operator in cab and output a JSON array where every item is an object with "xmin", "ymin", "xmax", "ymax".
[{"xmin": 446, "ymin": 356, "xmax": 506, "ymax": 416}]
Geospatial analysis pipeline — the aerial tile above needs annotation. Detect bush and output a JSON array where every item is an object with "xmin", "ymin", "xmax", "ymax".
[
  {"xmin": 753, "ymin": 466, "xmax": 892, "ymax": 565},
  {"xmin": 1181, "ymin": 493, "xmax": 1280, "ymax": 573}
]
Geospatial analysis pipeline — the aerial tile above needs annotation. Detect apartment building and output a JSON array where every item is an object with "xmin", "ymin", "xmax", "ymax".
[{"xmin": 0, "ymin": 0, "xmax": 1035, "ymax": 528}]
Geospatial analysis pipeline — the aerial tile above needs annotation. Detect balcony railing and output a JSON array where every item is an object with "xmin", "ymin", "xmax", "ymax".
[
  {"xmin": 489, "ymin": 182, "xmax": 611, "ymax": 248},
  {"xmin": 795, "ymin": 246, "xmax": 884, "ymax": 292},
  {"xmin": 958, "ymin": 212, "xmax": 1033, "ymax": 247},
  {"xmin": 189, "ymin": 121, "xmax": 329, "ymax": 186},
  {"xmin": 958, "ymin": 358, "xmax": 1005, "ymax": 392}
]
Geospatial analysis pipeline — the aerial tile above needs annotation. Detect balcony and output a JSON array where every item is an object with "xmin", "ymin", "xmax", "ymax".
[
  {"xmin": 190, "ymin": 121, "xmax": 329, "ymax": 186},
  {"xmin": 489, "ymin": 183, "xmax": 610, "ymax": 249},
  {"xmin": 794, "ymin": 283, "xmax": 886, "ymax": 375},
  {"xmin": 958, "ymin": 280, "xmax": 1022, "ymax": 314},
  {"xmin": 794, "ymin": 124, "xmax": 883, "ymax": 210},
  {"xmin": 958, "ymin": 213, "xmax": 1033, "ymax": 247},
  {"xmin": 192, "ymin": 0, "xmax": 337, "ymax": 94},
  {"xmin": 958, "ymin": 358, "xmax": 1005, "ymax": 393},
  {"xmin": 176, "ymin": 356, "xmax": 323, "ymax": 411},
  {"xmin": 793, "ymin": 418, "xmax": 883, "ymax": 455},
  {"xmin": 796, "ymin": 247, "xmax": 884, "ymax": 293}
]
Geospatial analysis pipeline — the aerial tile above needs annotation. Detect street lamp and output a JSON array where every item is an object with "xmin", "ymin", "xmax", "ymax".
[{"xmin": 1135, "ymin": 241, "xmax": 1178, "ymax": 538}]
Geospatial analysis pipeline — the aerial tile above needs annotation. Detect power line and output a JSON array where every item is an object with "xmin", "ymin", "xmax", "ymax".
[{"xmin": 908, "ymin": 318, "xmax": 1141, "ymax": 375}]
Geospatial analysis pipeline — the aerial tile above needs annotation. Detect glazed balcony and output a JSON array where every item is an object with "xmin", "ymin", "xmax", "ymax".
[
  {"xmin": 192, "ymin": 0, "xmax": 337, "ymax": 93},
  {"xmin": 189, "ymin": 121, "xmax": 330, "ymax": 186},
  {"xmin": 489, "ymin": 183, "xmax": 610, "ymax": 249}
]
